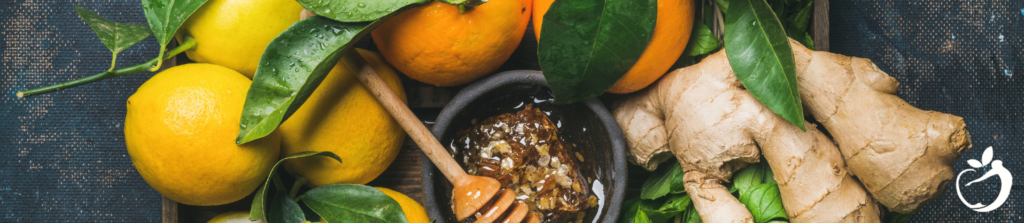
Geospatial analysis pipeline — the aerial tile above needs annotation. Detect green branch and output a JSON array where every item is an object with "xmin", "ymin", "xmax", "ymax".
[{"xmin": 16, "ymin": 35, "xmax": 197, "ymax": 98}]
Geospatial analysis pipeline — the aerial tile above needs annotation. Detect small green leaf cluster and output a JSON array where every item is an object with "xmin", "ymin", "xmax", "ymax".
[
  {"xmin": 249, "ymin": 151, "xmax": 410, "ymax": 223},
  {"xmin": 619, "ymin": 159, "xmax": 789, "ymax": 223}
]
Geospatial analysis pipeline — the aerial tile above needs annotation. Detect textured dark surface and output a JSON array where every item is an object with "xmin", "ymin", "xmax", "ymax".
[
  {"xmin": 831, "ymin": 0, "xmax": 1024, "ymax": 221},
  {"xmin": 0, "ymin": 0, "xmax": 162, "ymax": 222},
  {"xmin": 2, "ymin": 0, "xmax": 1023, "ymax": 222}
]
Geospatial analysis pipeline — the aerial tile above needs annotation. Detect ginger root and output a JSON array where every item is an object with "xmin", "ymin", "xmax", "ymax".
[
  {"xmin": 791, "ymin": 40, "xmax": 971, "ymax": 213},
  {"xmin": 615, "ymin": 51, "xmax": 878, "ymax": 222},
  {"xmin": 613, "ymin": 40, "xmax": 971, "ymax": 221}
]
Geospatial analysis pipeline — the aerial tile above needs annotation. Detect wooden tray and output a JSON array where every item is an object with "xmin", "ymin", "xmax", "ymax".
[{"xmin": 163, "ymin": 0, "xmax": 829, "ymax": 221}]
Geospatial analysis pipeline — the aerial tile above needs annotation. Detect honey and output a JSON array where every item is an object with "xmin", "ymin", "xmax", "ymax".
[{"xmin": 453, "ymin": 104, "xmax": 590, "ymax": 222}]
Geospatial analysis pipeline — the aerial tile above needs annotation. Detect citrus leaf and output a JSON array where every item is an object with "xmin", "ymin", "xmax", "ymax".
[
  {"xmin": 236, "ymin": 16, "xmax": 379, "ymax": 144},
  {"xmin": 641, "ymin": 161, "xmax": 686, "ymax": 200},
  {"xmin": 739, "ymin": 184, "xmax": 788, "ymax": 223},
  {"xmin": 537, "ymin": 0, "xmax": 657, "ymax": 104},
  {"xmin": 74, "ymin": 6, "xmax": 152, "ymax": 69},
  {"xmin": 683, "ymin": 22, "xmax": 720, "ymax": 57},
  {"xmin": 250, "ymin": 151, "xmax": 341, "ymax": 221},
  {"xmin": 724, "ymin": 0, "xmax": 806, "ymax": 131},
  {"xmin": 267, "ymin": 190, "xmax": 306, "ymax": 223},
  {"xmin": 304, "ymin": 184, "xmax": 408, "ymax": 223},
  {"xmin": 140, "ymin": 0, "xmax": 209, "ymax": 69},
  {"xmin": 297, "ymin": 0, "xmax": 429, "ymax": 22}
]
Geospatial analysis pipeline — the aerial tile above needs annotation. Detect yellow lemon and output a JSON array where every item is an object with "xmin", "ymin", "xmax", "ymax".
[
  {"xmin": 177, "ymin": 0, "xmax": 305, "ymax": 78},
  {"xmin": 207, "ymin": 211, "xmax": 261, "ymax": 223},
  {"xmin": 376, "ymin": 187, "xmax": 430, "ymax": 223},
  {"xmin": 279, "ymin": 49, "xmax": 407, "ymax": 186},
  {"xmin": 125, "ymin": 63, "xmax": 280, "ymax": 206}
]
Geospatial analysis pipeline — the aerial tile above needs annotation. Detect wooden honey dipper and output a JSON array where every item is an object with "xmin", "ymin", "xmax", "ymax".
[{"xmin": 352, "ymin": 61, "xmax": 541, "ymax": 223}]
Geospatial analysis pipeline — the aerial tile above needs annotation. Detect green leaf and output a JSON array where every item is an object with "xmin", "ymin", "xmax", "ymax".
[
  {"xmin": 739, "ymin": 183, "xmax": 788, "ymax": 223},
  {"xmin": 658, "ymin": 194, "xmax": 692, "ymax": 213},
  {"xmin": 619, "ymin": 197, "xmax": 682, "ymax": 223},
  {"xmin": 304, "ymin": 184, "xmax": 408, "ymax": 223},
  {"xmin": 723, "ymin": 0, "xmax": 805, "ymax": 131},
  {"xmin": 680, "ymin": 204, "xmax": 703, "ymax": 223},
  {"xmin": 785, "ymin": 0, "xmax": 813, "ymax": 32},
  {"xmin": 714, "ymin": 0, "xmax": 729, "ymax": 14},
  {"xmin": 537, "ymin": 0, "xmax": 657, "ymax": 104},
  {"xmin": 236, "ymin": 16, "xmax": 378, "ymax": 144},
  {"xmin": 250, "ymin": 151, "xmax": 342, "ymax": 221},
  {"xmin": 883, "ymin": 212, "xmax": 912, "ymax": 223},
  {"xmin": 635, "ymin": 210, "xmax": 653, "ymax": 223},
  {"xmin": 683, "ymin": 22, "xmax": 720, "ymax": 57},
  {"xmin": 74, "ymin": 6, "xmax": 152, "ymax": 70},
  {"xmin": 731, "ymin": 161, "xmax": 774, "ymax": 195},
  {"xmin": 297, "ymin": 0, "xmax": 429, "ymax": 22},
  {"xmin": 140, "ymin": 0, "xmax": 209, "ymax": 70},
  {"xmin": 641, "ymin": 161, "xmax": 686, "ymax": 199},
  {"xmin": 268, "ymin": 190, "xmax": 306, "ymax": 223}
]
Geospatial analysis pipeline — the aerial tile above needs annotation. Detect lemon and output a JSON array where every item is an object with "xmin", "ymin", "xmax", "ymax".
[
  {"xmin": 207, "ymin": 211, "xmax": 262, "ymax": 223},
  {"xmin": 376, "ymin": 187, "xmax": 430, "ymax": 223},
  {"xmin": 279, "ymin": 49, "xmax": 407, "ymax": 186},
  {"xmin": 125, "ymin": 63, "xmax": 280, "ymax": 206},
  {"xmin": 320, "ymin": 188, "xmax": 428, "ymax": 223},
  {"xmin": 176, "ymin": 0, "xmax": 305, "ymax": 78}
]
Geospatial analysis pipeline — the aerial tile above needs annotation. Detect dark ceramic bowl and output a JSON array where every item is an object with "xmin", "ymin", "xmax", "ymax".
[{"xmin": 423, "ymin": 70, "xmax": 627, "ymax": 223}]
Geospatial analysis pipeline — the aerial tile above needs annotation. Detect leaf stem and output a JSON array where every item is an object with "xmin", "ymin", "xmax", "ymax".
[
  {"xmin": 289, "ymin": 175, "xmax": 308, "ymax": 199},
  {"xmin": 272, "ymin": 173, "xmax": 286, "ymax": 192},
  {"xmin": 109, "ymin": 53, "xmax": 117, "ymax": 72},
  {"xmin": 16, "ymin": 35, "xmax": 197, "ymax": 98}
]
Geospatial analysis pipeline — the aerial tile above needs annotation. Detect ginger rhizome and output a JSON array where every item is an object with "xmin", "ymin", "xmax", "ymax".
[{"xmin": 613, "ymin": 40, "xmax": 971, "ymax": 222}]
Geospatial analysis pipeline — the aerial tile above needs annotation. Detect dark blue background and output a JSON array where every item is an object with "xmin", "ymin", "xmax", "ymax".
[{"xmin": 1, "ymin": 0, "xmax": 1022, "ymax": 222}]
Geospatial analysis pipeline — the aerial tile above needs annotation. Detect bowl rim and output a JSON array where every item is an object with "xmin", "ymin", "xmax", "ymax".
[{"xmin": 422, "ymin": 70, "xmax": 628, "ymax": 223}]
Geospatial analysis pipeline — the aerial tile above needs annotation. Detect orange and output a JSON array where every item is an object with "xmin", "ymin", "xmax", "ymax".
[
  {"xmin": 533, "ymin": 0, "xmax": 695, "ymax": 94},
  {"xmin": 371, "ymin": 0, "xmax": 533, "ymax": 86}
]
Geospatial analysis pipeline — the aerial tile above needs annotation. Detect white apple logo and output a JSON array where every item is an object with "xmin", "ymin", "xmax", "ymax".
[{"xmin": 956, "ymin": 146, "xmax": 1013, "ymax": 212}]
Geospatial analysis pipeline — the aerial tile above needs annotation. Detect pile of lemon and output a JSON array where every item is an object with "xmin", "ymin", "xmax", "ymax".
[{"xmin": 121, "ymin": 0, "xmax": 433, "ymax": 221}]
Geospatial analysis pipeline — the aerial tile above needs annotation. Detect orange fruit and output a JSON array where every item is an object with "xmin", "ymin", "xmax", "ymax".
[
  {"xmin": 371, "ymin": 0, "xmax": 533, "ymax": 86},
  {"xmin": 533, "ymin": 0, "xmax": 695, "ymax": 94}
]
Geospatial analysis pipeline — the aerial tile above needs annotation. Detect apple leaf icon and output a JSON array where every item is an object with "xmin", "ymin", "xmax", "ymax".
[{"xmin": 981, "ymin": 146, "xmax": 993, "ymax": 166}]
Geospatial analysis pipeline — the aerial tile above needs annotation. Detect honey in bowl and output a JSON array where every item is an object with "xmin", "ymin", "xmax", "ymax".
[
  {"xmin": 441, "ymin": 84, "xmax": 608, "ymax": 223},
  {"xmin": 452, "ymin": 104, "xmax": 594, "ymax": 222}
]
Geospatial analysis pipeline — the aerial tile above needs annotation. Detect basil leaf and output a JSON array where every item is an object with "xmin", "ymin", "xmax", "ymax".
[
  {"xmin": 297, "ymin": 0, "xmax": 429, "ymax": 22},
  {"xmin": 250, "ymin": 151, "xmax": 342, "ymax": 221},
  {"xmin": 731, "ymin": 161, "xmax": 774, "ymax": 195},
  {"xmin": 657, "ymin": 194, "xmax": 692, "ymax": 213},
  {"xmin": 304, "ymin": 184, "xmax": 408, "ymax": 223},
  {"xmin": 538, "ymin": 0, "xmax": 657, "ymax": 104},
  {"xmin": 680, "ymin": 204, "xmax": 703, "ymax": 223},
  {"xmin": 641, "ymin": 161, "xmax": 686, "ymax": 199},
  {"xmin": 786, "ymin": 0, "xmax": 813, "ymax": 32},
  {"xmin": 619, "ymin": 197, "xmax": 681, "ymax": 223},
  {"xmin": 236, "ymin": 16, "xmax": 377, "ymax": 144},
  {"xmin": 683, "ymin": 22, "xmax": 720, "ymax": 57},
  {"xmin": 739, "ymin": 183, "xmax": 788, "ymax": 223},
  {"xmin": 140, "ymin": 0, "xmax": 208, "ymax": 70},
  {"xmin": 723, "ymin": 0, "xmax": 805, "ymax": 131},
  {"xmin": 74, "ymin": 6, "xmax": 152, "ymax": 70},
  {"xmin": 635, "ymin": 210, "xmax": 653, "ymax": 223},
  {"xmin": 267, "ymin": 190, "xmax": 306, "ymax": 223}
]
